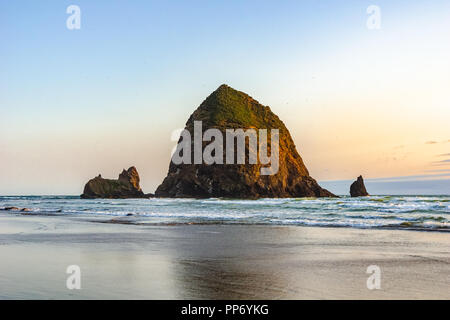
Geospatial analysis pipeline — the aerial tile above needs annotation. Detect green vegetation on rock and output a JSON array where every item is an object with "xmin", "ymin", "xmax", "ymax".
[{"xmin": 156, "ymin": 84, "xmax": 335, "ymax": 199}]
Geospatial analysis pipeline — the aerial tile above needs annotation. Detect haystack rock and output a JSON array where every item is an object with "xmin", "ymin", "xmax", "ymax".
[
  {"xmin": 81, "ymin": 166, "xmax": 153, "ymax": 199},
  {"xmin": 155, "ymin": 84, "xmax": 335, "ymax": 198},
  {"xmin": 350, "ymin": 175, "xmax": 369, "ymax": 197}
]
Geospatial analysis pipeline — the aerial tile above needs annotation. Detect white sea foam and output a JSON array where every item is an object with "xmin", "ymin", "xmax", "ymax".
[{"xmin": 1, "ymin": 195, "xmax": 449, "ymax": 231}]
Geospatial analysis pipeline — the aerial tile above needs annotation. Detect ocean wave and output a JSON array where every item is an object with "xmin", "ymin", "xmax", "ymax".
[{"xmin": 1, "ymin": 195, "xmax": 449, "ymax": 232}]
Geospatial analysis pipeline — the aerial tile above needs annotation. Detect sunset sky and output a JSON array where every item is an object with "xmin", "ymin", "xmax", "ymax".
[{"xmin": 1, "ymin": 0, "xmax": 449, "ymax": 195}]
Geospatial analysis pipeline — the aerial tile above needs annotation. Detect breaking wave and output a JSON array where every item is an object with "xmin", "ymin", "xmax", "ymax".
[{"xmin": 1, "ymin": 195, "xmax": 449, "ymax": 232}]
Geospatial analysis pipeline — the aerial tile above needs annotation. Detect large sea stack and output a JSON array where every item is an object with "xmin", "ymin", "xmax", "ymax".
[
  {"xmin": 350, "ymin": 175, "xmax": 369, "ymax": 197},
  {"xmin": 81, "ymin": 166, "xmax": 152, "ymax": 199},
  {"xmin": 156, "ymin": 84, "xmax": 335, "ymax": 198}
]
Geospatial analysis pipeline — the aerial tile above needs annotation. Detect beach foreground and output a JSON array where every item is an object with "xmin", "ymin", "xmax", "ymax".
[{"xmin": 0, "ymin": 213, "xmax": 449, "ymax": 299}]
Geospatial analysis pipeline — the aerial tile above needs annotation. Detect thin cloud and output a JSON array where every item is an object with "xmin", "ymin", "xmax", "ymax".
[
  {"xmin": 425, "ymin": 141, "xmax": 438, "ymax": 144},
  {"xmin": 320, "ymin": 172, "xmax": 450, "ymax": 183},
  {"xmin": 431, "ymin": 163, "xmax": 450, "ymax": 166},
  {"xmin": 431, "ymin": 159, "xmax": 450, "ymax": 165},
  {"xmin": 366, "ymin": 172, "xmax": 450, "ymax": 183},
  {"xmin": 437, "ymin": 153, "xmax": 450, "ymax": 157},
  {"xmin": 426, "ymin": 169, "xmax": 450, "ymax": 173}
]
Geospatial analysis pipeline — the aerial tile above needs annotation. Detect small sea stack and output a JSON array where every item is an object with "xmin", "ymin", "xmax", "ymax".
[
  {"xmin": 0, "ymin": 207, "xmax": 32, "ymax": 212},
  {"xmin": 350, "ymin": 175, "xmax": 369, "ymax": 197},
  {"xmin": 4, "ymin": 207, "xmax": 19, "ymax": 211},
  {"xmin": 81, "ymin": 166, "xmax": 153, "ymax": 199}
]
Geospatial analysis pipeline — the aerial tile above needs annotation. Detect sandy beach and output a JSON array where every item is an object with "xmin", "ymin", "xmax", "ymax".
[{"xmin": 0, "ymin": 212, "xmax": 449, "ymax": 299}]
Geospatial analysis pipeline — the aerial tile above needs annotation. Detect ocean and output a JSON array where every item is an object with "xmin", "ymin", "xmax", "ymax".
[{"xmin": 1, "ymin": 195, "xmax": 449, "ymax": 232}]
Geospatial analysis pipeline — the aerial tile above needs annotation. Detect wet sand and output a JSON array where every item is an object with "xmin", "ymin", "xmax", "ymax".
[{"xmin": 0, "ymin": 213, "xmax": 449, "ymax": 299}]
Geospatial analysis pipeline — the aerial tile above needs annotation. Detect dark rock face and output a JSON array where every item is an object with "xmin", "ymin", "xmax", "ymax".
[
  {"xmin": 4, "ymin": 207, "xmax": 19, "ymax": 211},
  {"xmin": 155, "ymin": 84, "xmax": 335, "ymax": 199},
  {"xmin": 350, "ymin": 175, "xmax": 369, "ymax": 197},
  {"xmin": 81, "ymin": 167, "xmax": 152, "ymax": 199},
  {"xmin": 1, "ymin": 207, "xmax": 31, "ymax": 212}
]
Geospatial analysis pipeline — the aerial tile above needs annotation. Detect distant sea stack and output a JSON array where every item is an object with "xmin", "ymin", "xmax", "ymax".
[
  {"xmin": 156, "ymin": 84, "xmax": 335, "ymax": 198},
  {"xmin": 81, "ymin": 167, "xmax": 153, "ymax": 199},
  {"xmin": 350, "ymin": 175, "xmax": 369, "ymax": 197}
]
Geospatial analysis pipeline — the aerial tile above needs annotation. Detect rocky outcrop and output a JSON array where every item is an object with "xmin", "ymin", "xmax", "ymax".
[
  {"xmin": 4, "ymin": 207, "xmax": 19, "ymax": 211},
  {"xmin": 81, "ymin": 167, "xmax": 153, "ymax": 199},
  {"xmin": 350, "ymin": 175, "xmax": 369, "ymax": 197},
  {"xmin": 0, "ymin": 207, "xmax": 32, "ymax": 212},
  {"xmin": 156, "ymin": 84, "xmax": 335, "ymax": 198}
]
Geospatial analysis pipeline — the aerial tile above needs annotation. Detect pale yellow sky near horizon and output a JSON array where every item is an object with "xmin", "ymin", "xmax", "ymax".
[
  {"xmin": 2, "ymin": 81, "xmax": 449, "ymax": 195},
  {"xmin": 1, "ymin": 1, "xmax": 450, "ymax": 195}
]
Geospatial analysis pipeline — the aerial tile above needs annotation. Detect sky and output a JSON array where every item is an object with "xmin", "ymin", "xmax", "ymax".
[{"xmin": 1, "ymin": 0, "xmax": 450, "ymax": 195}]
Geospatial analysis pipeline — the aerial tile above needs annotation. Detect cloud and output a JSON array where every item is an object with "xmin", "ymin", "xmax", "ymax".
[
  {"xmin": 366, "ymin": 172, "xmax": 450, "ymax": 182},
  {"xmin": 431, "ymin": 159, "xmax": 450, "ymax": 165},
  {"xmin": 425, "ymin": 141, "xmax": 438, "ymax": 144},
  {"xmin": 437, "ymin": 153, "xmax": 450, "ymax": 157},
  {"xmin": 321, "ymin": 172, "xmax": 450, "ymax": 183},
  {"xmin": 426, "ymin": 169, "xmax": 450, "ymax": 173}
]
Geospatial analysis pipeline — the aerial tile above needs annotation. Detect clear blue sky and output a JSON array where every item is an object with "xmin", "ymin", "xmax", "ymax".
[{"xmin": 1, "ymin": 0, "xmax": 449, "ymax": 195}]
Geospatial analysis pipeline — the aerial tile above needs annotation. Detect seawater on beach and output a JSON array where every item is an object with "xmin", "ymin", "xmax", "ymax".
[{"xmin": 0, "ymin": 195, "xmax": 449, "ymax": 231}]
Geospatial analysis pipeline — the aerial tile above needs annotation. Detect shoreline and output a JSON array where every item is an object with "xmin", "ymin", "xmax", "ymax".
[
  {"xmin": 0, "ymin": 213, "xmax": 449, "ymax": 299},
  {"xmin": 2, "ymin": 210, "xmax": 450, "ymax": 233},
  {"xmin": 1, "ymin": 194, "xmax": 449, "ymax": 234},
  {"xmin": 95, "ymin": 219, "xmax": 450, "ymax": 233}
]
